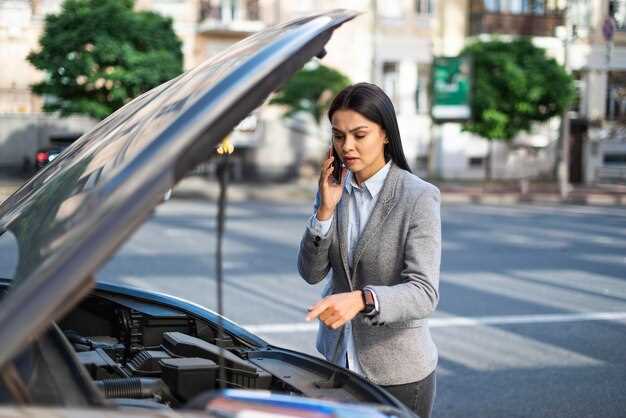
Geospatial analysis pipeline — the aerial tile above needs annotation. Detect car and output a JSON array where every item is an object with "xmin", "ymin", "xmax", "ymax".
[
  {"xmin": 0, "ymin": 10, "xmax": 416, "ymax": 418},
  {"xmin": 34, "ymin": 134, "xmax": 82, "ymax": 170}
]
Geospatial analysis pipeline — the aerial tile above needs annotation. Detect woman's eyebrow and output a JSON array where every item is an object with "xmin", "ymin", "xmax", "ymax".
[{"xmin": 332, "ymin": 125, "xmax": 369, "ymax": 133}]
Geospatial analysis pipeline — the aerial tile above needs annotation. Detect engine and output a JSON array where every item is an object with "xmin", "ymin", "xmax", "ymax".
[{"xmin": 59, "ymin": 292, "xmax": 294, "ymax": 409}]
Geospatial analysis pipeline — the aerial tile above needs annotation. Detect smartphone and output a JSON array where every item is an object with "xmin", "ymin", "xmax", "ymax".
[{"xmin": 330, "ymin": 145, "xmax": 342, "ymax": 183}]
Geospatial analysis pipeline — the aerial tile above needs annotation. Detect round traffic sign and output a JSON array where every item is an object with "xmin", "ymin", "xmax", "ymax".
[{"xmin": 603, "ymin": 16, "xmax": 616, "ymax": 41}]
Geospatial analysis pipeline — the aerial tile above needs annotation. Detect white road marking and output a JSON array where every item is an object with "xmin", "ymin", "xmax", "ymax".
[{"xmin": 242, "ymin": 311, "xmax": 626, "ymax": 334}]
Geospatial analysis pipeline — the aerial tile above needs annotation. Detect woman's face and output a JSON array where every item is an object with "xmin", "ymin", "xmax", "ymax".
[{"xmin": 331, "ymin": 109, "xmax": 387, "ymax": 183}]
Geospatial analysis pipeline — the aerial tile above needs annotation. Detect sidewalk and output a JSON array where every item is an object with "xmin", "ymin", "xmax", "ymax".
[
  {"xmin": 0, "ymin": 174, "xmax": 27, "ymax": 205},
  {"xmin": 2, "ymin": 173, "xmax": 625, "ymax": 207},
  {"xmin": 171, "ymin": 176, "xmax": 626, "ymax": 207},
  {"xmin": 436, "ymin": 181, "xmax": 626, "ymax": 206}
]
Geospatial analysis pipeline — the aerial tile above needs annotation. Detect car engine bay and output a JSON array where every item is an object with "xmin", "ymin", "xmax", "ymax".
[
  {"xmin": 58, "ymin": 291, "xmax": 294, "ymax": 409},
  {"xmin": 56, "ymin": 290, "xmax": 387, "ymax": 411}
]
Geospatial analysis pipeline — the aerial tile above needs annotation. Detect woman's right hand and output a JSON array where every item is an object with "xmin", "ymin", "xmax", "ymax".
[{"xmin": 317, "ymin": 150, "xmax": 346, "ymax": 221}]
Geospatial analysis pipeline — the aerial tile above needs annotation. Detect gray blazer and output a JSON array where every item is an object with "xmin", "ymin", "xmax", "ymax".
[{"xmin": 297, "ymin": 163, "xmax": 441, "ymax": 386}]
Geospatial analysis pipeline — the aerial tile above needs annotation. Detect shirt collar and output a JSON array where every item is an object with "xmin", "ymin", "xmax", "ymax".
[{"xmin": 345, "ymin": 161, "xmax": 392, "ymax": 199}]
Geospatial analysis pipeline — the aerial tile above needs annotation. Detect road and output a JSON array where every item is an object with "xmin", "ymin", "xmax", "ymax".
[{"xmin": 97, "ymin": 195, "xmax": 626, "ymax": 418}]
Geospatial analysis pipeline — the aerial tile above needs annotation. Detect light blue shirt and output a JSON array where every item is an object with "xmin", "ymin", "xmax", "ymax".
[{"xmin": 306, "ymin": 161, "xmax": 391, "ymax": 374}]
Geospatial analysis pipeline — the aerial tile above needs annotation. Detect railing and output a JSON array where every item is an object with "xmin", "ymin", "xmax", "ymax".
[
  {"xmin": 596, "ymin": 166, "xmax": 626, "ymax": 181},
  {"xmin": 469, "ymin": 12, "xmax": 564, "ymax": 37}
]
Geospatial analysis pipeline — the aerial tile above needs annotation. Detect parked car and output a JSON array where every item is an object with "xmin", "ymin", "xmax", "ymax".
[
  {"xmin": 0, "ymin": 10, "xmax": 416, "ymax": 418},
  {"xmin": 34, "ymin": 134, "xmax": 82, "ymax": 170}
]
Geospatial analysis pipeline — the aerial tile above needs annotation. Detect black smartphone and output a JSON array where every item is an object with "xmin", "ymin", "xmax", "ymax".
[{"xmin": 331, "ymin": 146, "xmax": 342, "ymax": 183}]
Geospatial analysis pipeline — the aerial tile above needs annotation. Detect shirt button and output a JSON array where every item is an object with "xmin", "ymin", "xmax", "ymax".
[{"xmin": 315, "ymin": 236, "xmax": 321, "ymax": 242}]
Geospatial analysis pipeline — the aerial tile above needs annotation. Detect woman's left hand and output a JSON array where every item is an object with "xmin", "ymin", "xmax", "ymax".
[{"xmin": 306, "ymin": 291, "xmax": 365, "ymax": 329}]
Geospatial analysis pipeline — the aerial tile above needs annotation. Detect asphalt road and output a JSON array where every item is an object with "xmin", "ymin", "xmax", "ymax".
[{"xmin": 96, "ymin": 195, "xmax": 626, "ymax": 418}]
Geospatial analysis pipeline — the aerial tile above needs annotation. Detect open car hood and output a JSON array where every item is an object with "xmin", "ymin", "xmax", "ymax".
[{"xmin": 0, "ymin": 10, "xmax": 358, "ymax": 368}]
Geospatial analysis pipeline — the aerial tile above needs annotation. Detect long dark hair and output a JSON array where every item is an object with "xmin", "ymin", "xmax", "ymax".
[{"xmin": 328, "ymin": 82, "xmax": 412, "ymax": 173}]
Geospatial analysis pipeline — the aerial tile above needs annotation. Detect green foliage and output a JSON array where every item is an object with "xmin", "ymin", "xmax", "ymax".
[
  {"xmin": 270, "ymin": 63, "xmax": 351, "ymax": 125},
  {"xmin": 461, "ymin": 38, "xmax": 575, "ymax": 141},
  {"xmin": 28, "ymin": 0, "xmax": 183, "ymax": 120}
]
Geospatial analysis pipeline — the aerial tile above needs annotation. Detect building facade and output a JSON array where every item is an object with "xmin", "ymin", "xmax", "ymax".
[
  {"xmin": 430, "ymin": 0, "xmax": 568, "ymax": 181},
  {"xmin": 2, "ymin": 0, "xmax": 625, "ymax": 183},
  {"xmin": 0, "ymin": 0, "xmax": 437, "ymax": 178},
  {"xmin": 568, "ymin": 0, "xmax": 626, "ymax": 183},
  {"xmin": 433, "ymin": 0, "xmax": 626, "ymax": 184}
]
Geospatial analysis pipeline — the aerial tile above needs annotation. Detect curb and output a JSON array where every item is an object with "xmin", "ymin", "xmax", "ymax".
[
  {"xmin": 171, "ymin": 179, "xmax": 626, "ymax": 207},
  {"xmin": 172, "ymin": 177, "xmax": 626, "ymax": 207},
  {"xmin": 2, "ymin": 179, "xmax": 625, "ymax": 207},
  {"xmin": 440, "ymin": 192, "xmax": 626, "ymax": 206}
]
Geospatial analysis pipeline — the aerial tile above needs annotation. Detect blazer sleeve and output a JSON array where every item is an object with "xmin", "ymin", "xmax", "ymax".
[
  {"xmin": 297, "ymin": 192, "xmax": 334, "ymax": 285},
  {"xmin": 365, "ymin": 185, "xmax": 441, "ymax": 324}
]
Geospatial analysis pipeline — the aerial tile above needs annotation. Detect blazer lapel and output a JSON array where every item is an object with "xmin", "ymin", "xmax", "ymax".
[
  {"xmin": 351, "ymin": 163, "xmax": 401, "ymax": 274},
  {"xmin": 337, "ymin": 191, "xmax": 351, "ymax": 288}
]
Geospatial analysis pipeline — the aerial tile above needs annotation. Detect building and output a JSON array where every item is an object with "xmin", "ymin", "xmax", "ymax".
[
  {"xmin": 188, "ymin": 0, "xmax": 436, "ymax": 180},
  {"xmin": 429, "ymin": 0, "xmax": 568, "ymax": 181},
  {"xmin": 0, "ymin": 0, "xmax": 437, "ymax": 179},
  {"xmin": 3, "ymin": 0, "xmax": 624, "ymax": 183},
  {"xmin": 433, "ymin": 0, "xmax": 626, "ymax": 184},
  {"xmin": 0, "ymin": 0, "xmax": 97, "ymax": 170},
  {"xmin": 567, "ymin": 0, "xmax": 626, "ymax": 183}
]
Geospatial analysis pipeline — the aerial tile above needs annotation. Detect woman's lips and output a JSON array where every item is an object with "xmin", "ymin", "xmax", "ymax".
[{"xmin": 343, "ymin": 157, "xmax": 359, "ymax": 166}]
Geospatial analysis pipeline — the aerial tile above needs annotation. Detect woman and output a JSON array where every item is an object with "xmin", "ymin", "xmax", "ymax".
[{"xmin": 297, "ymin": 82, "xmax": 441, "ymax": 418}]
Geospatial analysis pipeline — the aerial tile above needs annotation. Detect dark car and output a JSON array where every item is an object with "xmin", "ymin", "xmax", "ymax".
[
  {"xmin": 0, "ymin": 10, "xmax": 416, "ymax": 418},
  {"xmin": 34, "ymin": 134, "xmax": 82, "ymax": 170}
]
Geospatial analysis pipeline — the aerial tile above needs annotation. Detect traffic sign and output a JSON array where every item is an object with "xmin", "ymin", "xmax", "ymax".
[{"xmin": 603, "ymin": 16, "xmax": 616, "ymax": 42}]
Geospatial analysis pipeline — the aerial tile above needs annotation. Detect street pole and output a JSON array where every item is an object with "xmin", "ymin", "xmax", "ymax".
[
  {"xmin": 557, "ymin": 5, "xmax": 572, "ymax": 200},
  {"xmin": 558, "ymin": 31, "xmax": 571, "ymax": 199}
]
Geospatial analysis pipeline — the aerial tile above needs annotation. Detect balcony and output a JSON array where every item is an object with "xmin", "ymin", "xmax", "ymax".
[
  {"xmin": 469, "ymin": 0, "xmax": 564, "ymax": 37},
  {"xmin": 469, "ymin": 12, "xmax": 564, "ymax": 37},
  {"xmin": 198, "ymin": 0, "xmax": 264, "ymax": 37}
]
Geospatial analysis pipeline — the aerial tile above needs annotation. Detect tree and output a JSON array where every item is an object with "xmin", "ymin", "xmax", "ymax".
[
  {"xmin": 28, "ymin": 0, "xmax": 183, "ymax": 120},
  {"xmin": 461, "ymin": 38, "xmax": 576, "ymax": 180},
  {"xmin": 270, "ymin": 62, "xmax": 351, "ymax": 126}
]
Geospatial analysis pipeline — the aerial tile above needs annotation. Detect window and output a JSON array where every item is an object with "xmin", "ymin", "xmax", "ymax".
[
  {"xmin": 377, "ymin": 0, "xmax": 403, "ymax": 18},
  {"xmin": 532, "ymin": 0, "xmax": 545, "ymax": 14},
  {"xmin": 482, "ymin": 0, "xmax": 563, "ymax": 15},
  {"xmin": 200, "ymin": 0, "xmax": 259, "ymax": 22},
  {"xmin": 246, "ymin": 0, "xmax": 259, "ymax": 20},
  {"xmin": 606, "ymin": 71, "xmax": 626, "ymax": 122},
  {"xmin": 220, "ymin": 0, "xmax": 237, "ymax": 22},
  {"xmin": 484, "ymin": 0, "xmax": 499, "ymax": 12},
  {"xmin": 571, "ymin": 71, "xmax": 584, "ymax": 113},
  {"xmin": 0, "ymin": 1, "xmax": 30, "ymax": 37},
  {"xmin": 603, "ymin": 154, "xmax": 626, "ymax": 164},
  {"xmin": 545, "ymin": 0, "xmax": 564, "ymax": 14},
  {"xmin": 610, "ymin": 0, "xmax": 626, "ymax": 31},
  {"xmin": 293, "ymin": 0, "xmax": 314, "ymax": 13},
  {"xmin": 415, "ymin": 78, "xmax": 421, "ymax": 113},
  {"xmin": 382, "ymin": 62, "xmax": 399, "ymax": 106},
  {"xmin": 415, "ymin": 0, "xmax": 434, "ymax": 15},
  {"xmin": 509, "ymin": 0, "xmax": 523, "ymax": 13},
  {"xmin": 468, "ymin": 157, "xmax": 485, "ymax": 168},
  {"xmin": 417, "ymin": 155, "xmax": 429, "ymax": 170},
  {"xmin": 569, "ymin": 0, "xmax": 592, "ymax": 31},
  {"xmin": 415, "ymin": 64, "xmax": 430, "ymax": 113}
]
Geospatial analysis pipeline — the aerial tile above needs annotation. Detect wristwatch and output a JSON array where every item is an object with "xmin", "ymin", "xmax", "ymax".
[{"xmin": 362, "ymin": 288, "xmax": 376, "ymax": 315}]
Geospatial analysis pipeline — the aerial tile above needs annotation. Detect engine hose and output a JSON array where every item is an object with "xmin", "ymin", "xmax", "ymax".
[{"xmin": 96, "ymin": 377, "xmax": 164, "ymax": 399}]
